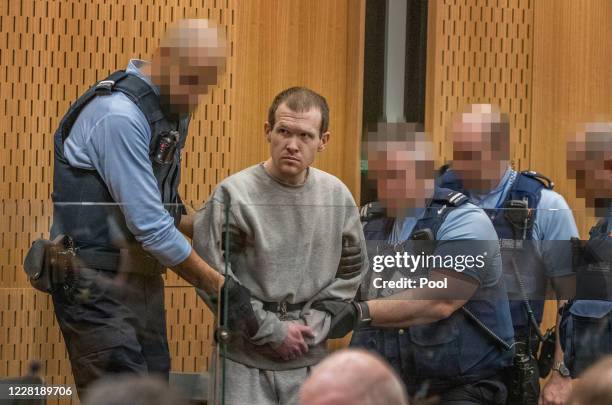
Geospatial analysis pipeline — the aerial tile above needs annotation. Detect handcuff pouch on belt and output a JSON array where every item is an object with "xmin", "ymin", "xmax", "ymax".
[{"xmin": 23, "ymin": 234, "xmax": 77, "ymax": 293}]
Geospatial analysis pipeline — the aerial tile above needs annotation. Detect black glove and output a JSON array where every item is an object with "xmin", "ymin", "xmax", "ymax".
[
  {"xmin": 337, "ymin": 238, "xmax": 363, "ymax": 280},
  {"xmin": 221, "ymin": 225, "xmax": 247, "ymax": 257},
  {"xmin": 312, "ymin": 300, "xmax": 371, "ymax": 339},
  {"xmin": 213, "ymin": 276, "xmax": 259, "ymax": 339}
]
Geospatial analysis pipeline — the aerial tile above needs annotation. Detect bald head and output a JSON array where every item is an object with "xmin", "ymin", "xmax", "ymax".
[
  {"xmin": 567, "ymin": 122, "xmax": 612, "ymax": 212},
  {"xmin": 569, "ymin": 356, "xmax": 612, "ymax": 405},
  {"xmin": 451, "ymin": 104, "xmax": 510, "ymax": 191},
  {"xmin": 151, "ymin": 19, "xmax": 227, "ymax": 114},
  {"xmin": 299, "ymin": 349, "xmax": 409, "ymax": 405}
]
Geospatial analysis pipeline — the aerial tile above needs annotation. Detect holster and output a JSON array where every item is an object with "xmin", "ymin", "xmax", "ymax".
[{"xmin": 23, "ymin": 234, "xmax": 77, "ymax": 293}]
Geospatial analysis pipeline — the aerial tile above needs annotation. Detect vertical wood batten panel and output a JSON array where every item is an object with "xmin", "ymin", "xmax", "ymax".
[{"xmin": 426, "ymin": 0, "xmax": 534, "ymax": 169}]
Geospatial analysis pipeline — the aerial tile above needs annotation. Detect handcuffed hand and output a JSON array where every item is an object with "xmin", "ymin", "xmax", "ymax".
[{"xmin": 273, "ymin": 322, "xmax": 315, "ymax": 361}]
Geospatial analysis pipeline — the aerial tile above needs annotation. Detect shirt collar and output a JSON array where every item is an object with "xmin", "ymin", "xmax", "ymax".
[
  {"xmin": 126, "ymin": 59, "xmax": 160, "ymax": 96},
  {"xmin": 468, "ymin": 166, "xmax": 515, "ymax": 209}
]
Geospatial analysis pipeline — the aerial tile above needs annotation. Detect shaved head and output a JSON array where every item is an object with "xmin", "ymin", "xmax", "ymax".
[
  {"xmin": 299, "ymin": 349, "xmax": 409, "ymax": 405},
  {"xmin": 150, "ymin": 19, "xmax": 227, "ymax": 114},
  {"xmin": 451, "ymin": 103, "xmax": 511, "ymax": 191}
]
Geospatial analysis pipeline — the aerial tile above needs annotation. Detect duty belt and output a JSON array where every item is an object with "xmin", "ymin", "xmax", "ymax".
[
  {"xmin": 76, "ymin": 249, "xmax": 165, "ymax": 274},
  {"xmin": 262, "ymin": 301, "xmax": 305, "ymax": 320}
]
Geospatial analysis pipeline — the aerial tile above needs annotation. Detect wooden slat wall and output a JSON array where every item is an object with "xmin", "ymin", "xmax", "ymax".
[
  {"xmin": 0, "ymin": 0, "xmax": 365, "ymax": 402},
  {"xmin": 425, "ymin": 0, "xmax": 534, "ymax": 168},
  {"xmin": 531, "ymin": 0, "xmax": 612, "ymax": 238}
]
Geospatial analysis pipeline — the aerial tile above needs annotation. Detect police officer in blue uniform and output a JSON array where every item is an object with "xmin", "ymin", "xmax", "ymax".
[
  {"xmin": 44, "ymin": 20, "xmax": 252, "ymax": 396},
  {"xmin": 437, "ymin": 104, "xmax": 578, "ymax": 405},
  {"xmin": 314, "ymin": 123, "xmax": 514, "ymax": 404},
  {"xmin": 563, "ymin": 122, "xmax": 612, "ymax": 378}
]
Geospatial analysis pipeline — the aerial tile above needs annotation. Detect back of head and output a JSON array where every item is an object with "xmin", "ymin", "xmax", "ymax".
[
  {"xmin": 569, "ymin": 356, "xmax": 612, "ymax": 405},
  {"xmin": 83, "ymin": 374, "xmax": 189, "ymax": 405},
  {"xmin": 299, "ymin": 349, "xmax": 409, "ymax": 405}
]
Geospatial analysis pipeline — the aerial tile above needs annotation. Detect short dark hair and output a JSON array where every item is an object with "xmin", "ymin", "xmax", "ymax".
[{"xmin": 267, "ymin": 87, "xmax": 330, "ymax": 135}]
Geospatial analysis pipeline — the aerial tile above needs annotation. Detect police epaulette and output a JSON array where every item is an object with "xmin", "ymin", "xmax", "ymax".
[
  {"xmin": 438, "ymin": 163, "xmax": 452, "ymax": 176},
  {"xmin": 520, "ymin": 171, "xmax": 554, "ymax": 190},
  {"xmin": 431, "ymin": 189, "xmax": 468, "ymax": 207},
  {"xmin": 445, "ymin": 190, "xmax": 468, "ymax": 206},
  {"xmin": 360, "ymin": 201, "xmax": 385, "ymax": 221}
]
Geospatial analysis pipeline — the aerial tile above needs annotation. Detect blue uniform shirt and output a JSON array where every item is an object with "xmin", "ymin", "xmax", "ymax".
[
  {"xmin": 358, "ymin": 197, "xmax": 513, "ymax": 392},
  {"xmin": 467, "ymin": 168, "xmax": 579, "ymax": 277},
  {"xmin": 390, "ymin": 202, "xmax": 504, "ymax": 287},
  {"xmin": 63, "ymin": 59, "xmax": 191, "ymax": 267}
]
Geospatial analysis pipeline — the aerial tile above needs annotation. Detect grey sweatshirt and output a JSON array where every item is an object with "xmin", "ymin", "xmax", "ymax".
[{"xmin": 193, "ymin": 164, "xmax": 366, "ymax": 370}]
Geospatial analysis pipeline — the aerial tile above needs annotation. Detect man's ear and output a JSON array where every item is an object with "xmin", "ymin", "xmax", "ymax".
[
  {"xmin": 264, "ymin": 122, "xmax": 272, "ymax": 143},
  {"xmin": 318, "ymin": 132, "xmax": 330, "ymax": 152}
]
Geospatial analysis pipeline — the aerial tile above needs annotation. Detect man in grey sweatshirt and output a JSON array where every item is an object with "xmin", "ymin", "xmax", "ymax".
[{"xmin": 193, "ymin": 87, "xmax": 367, "ymax": 405}]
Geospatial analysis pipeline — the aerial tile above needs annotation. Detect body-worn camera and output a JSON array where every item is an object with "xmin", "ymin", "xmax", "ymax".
[{"xmin": 153, "ymin": 130, "xmax": 179, "ymax": 164}]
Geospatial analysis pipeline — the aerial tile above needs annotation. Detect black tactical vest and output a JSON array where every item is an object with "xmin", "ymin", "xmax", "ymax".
[
  {"xmin": 438, "ymin": 167, "xmax": 552, "ymax": 329},
  {"xmin": 50, "ymin": 71, "xmax": 189, "ymax": 272}
]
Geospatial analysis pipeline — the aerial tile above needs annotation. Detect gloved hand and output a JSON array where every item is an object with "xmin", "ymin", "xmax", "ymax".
[
  {"xmin": 312, "ymin": 299, "xmax": 371, "ymax": 339},
  {"xmin": 222, "ymin": 225, "xmax": 247, "ymax": 257},
  {"xmin": 216, "ymin": 227, "xmax": 259, "ymax": 338},
  {"xmin": 336, "ymin": 237, "xmax": 363, "ymax": 280},
  {"xmin": 213, "ymin": 276, "xmax": 259, "ymax": 339}
]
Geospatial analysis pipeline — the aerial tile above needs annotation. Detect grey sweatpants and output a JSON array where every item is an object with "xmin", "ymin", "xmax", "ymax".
[{"xmin": 210, "ymin": 357, "xmax": 311, "ymax": 405}]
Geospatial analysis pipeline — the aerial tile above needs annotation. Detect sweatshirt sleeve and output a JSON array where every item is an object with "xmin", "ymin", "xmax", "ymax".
[
  {"xmin": 300, "ymin": 197, "xmax": 368, "ymax": 344},
  {"xmin": 192, "ymin": 186, "xmax": 290, "ymax": 347}
]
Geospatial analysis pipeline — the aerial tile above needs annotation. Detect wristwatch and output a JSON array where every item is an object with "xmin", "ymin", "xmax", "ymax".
[{"xmin": 552, "ymin": 361, "xmax": 570, "ymax": 377}]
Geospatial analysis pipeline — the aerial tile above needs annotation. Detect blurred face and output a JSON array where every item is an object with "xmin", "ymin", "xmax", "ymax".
[
  {"xmin": 367, "ymin": 139, "xmax": 435, "ymax": 215},
  {"xmin": 151, "ymin": 20, "xmax": 227, "ymax": 114},
  {"xmin": 451, "ymin": 109, "xmax": 509, "ymax": 192},
  {"xmin": 264, "ymin": 103, "xmax": 329, "ymax": 185},
  {"xmin": 567, "ymin": 128, "xmax": 612, "ymax": 209}
]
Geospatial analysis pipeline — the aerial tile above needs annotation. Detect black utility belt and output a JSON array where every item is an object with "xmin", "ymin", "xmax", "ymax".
[
  {"xmin": 24, "ymin": 235, "xmax": 165, "ymax": 294},
  {"xmin": 76, "ymin": 250, "xmax": 165, "ymax": 275},
  {"xmin": 261, "ymin": 301, "xmax": 305, "ymax": 313}
]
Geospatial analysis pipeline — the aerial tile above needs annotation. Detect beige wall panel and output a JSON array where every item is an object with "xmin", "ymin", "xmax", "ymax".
[
  {"xmin": 426, "ymin": 0, "xmax": 534, "ymax": 169},
  {"xmin": 531, "ymin": 0, "xmax": 612, "ymax": 238}
]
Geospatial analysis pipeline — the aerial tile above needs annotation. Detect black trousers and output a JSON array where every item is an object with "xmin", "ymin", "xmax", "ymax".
[
  {"xmin": 52, "ymin": 267, "xmax": 170, "ymax": 397},
  {"xmin": 434, "ymin": 376, "xmax": 507, "ymax": 404}
]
